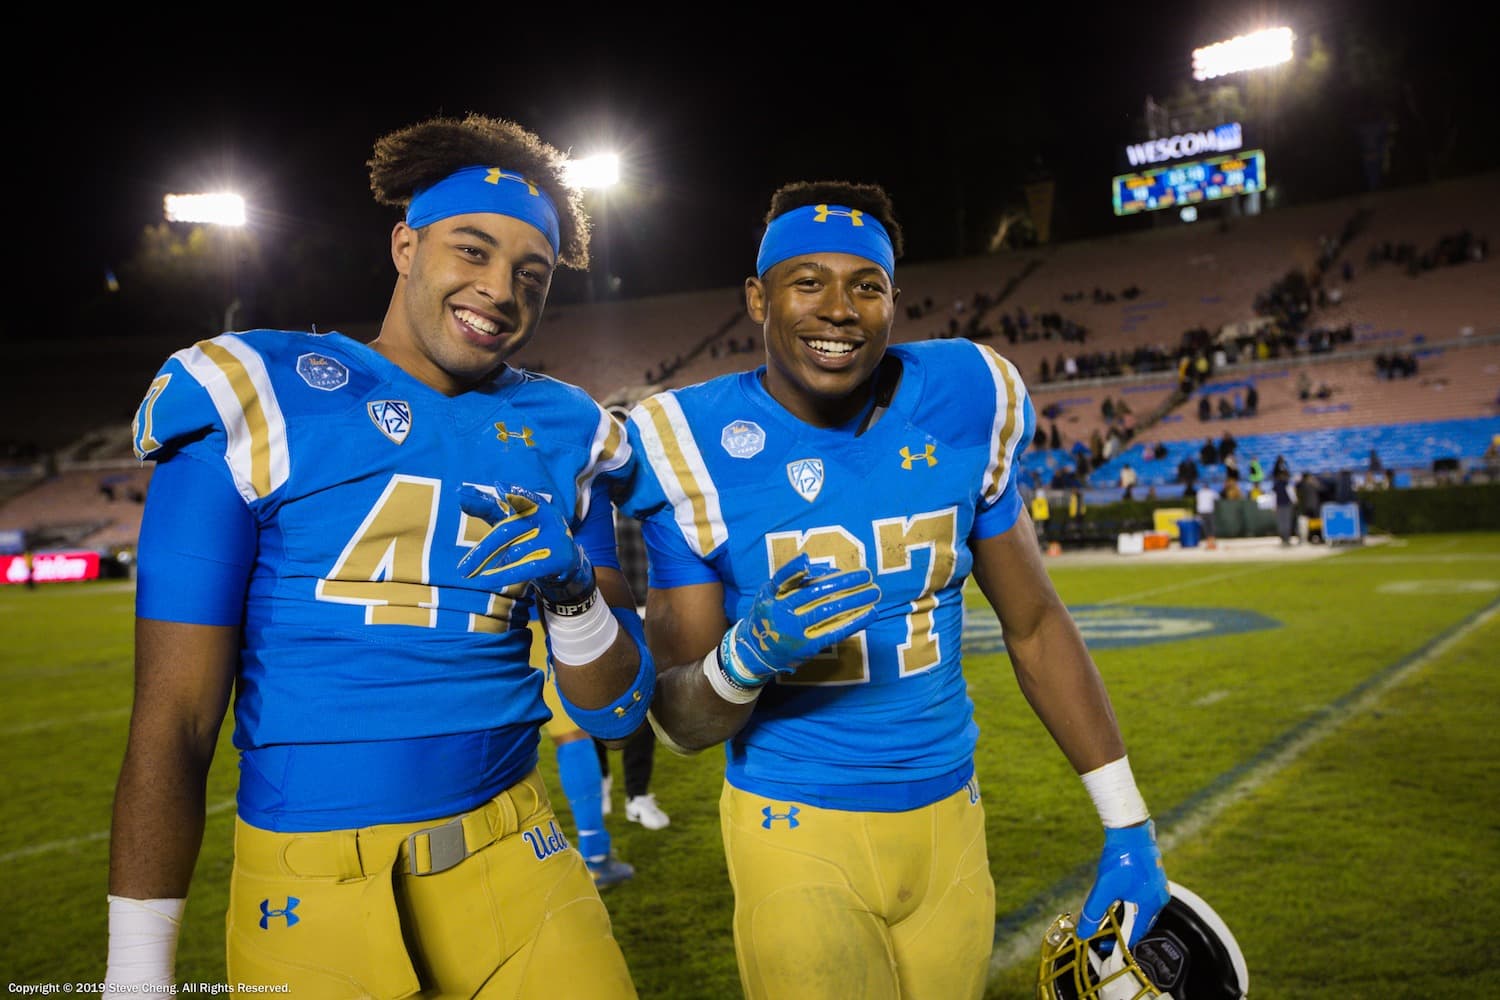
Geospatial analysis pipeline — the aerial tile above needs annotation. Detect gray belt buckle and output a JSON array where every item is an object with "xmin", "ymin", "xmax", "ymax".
[{"xmin": 407, "ymin": 816, "xmax": 467, "ymax": 875}]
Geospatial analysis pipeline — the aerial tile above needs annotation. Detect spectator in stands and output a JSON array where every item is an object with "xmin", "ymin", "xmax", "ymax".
[
  {"xmin": 1218, "ymin": 431, "xmax": 1237, "ymax": 459},
  {"xmin": 1071, "ymin": 439, "xmax": 1092, "ymax": 476},
  {"xmin": 1248, "ymin": 457, "xmax": 1266, "ymax": 497},
  {"xmin": 1244, "ymin": 383, "xmax": 1259, "ymax": 417},
  {"xmin": 1198, "ymin": 396, "xmax": 1212, "ymax": 422},
  {"xmin": 1217, "ymin": 397, "xmax": 1234, "ymax": 420},
  {"xmin": 1119, "ymin": 463, "xmax": 1138, "ymax": 501},
  {"xmin": 1222, "ymin": 472, "xmax": 1244, "ymax": 501},
  {"xmin": 1297, "ymin": 370, "xmax": 1313, "ymax": 400},
  {"xmin": 1484, "ymin": 436, "xmax": 1500, "ymax": 484},
  {"xmin": 1177, "ymin": 456, "xmax": 1199, "ymax": 497},
  {"xmin": 1200, "ymin": 438, "xmax": 1219, "ymax": 466}
]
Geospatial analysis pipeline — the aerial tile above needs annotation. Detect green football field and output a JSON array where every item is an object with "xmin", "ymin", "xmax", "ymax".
[{"xmin": 3, "ymin": 533, "xmax": 1497, "ymax": 998}]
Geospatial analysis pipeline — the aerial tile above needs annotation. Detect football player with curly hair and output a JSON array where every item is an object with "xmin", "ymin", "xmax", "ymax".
[{"xmin": 106, "ymin": 113, "xmax": 648, "ymax": 997}]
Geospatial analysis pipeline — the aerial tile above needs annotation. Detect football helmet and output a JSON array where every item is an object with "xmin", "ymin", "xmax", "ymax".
[{"xmin": 1037, "ymin": 881, "xmax": 1248, "ymax": 999}]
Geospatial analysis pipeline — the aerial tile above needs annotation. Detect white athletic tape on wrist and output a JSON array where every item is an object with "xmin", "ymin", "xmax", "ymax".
[
  {"xmin": 544, "ymin": 592, "xmax": 619, "ymax": 665},
  {"xmin": 1080, "ymin": 755, "xmax": 1151, "ymax": 828},
  {"xmin": 105, "ymin": 895, "xmax": 185, "ymax": 988},
  {"xmin": 702, "ymin": 646, "xmax": 763, "ymax": 704}
]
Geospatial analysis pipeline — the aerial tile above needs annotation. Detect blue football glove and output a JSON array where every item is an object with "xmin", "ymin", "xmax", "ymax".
[
  {"xmin": 720, "ymin": 554, "xmax": 882, "ymax": 687},
  {"xmin": 456, "ymin": 484, "xmax": 595, "ymax": 607},
  {"xmin": 1077, "ymin": 821, "xmax": 1170, "ymax": 950}
]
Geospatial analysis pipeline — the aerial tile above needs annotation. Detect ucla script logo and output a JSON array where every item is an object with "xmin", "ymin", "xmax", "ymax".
[{"xmin": 522, "ymin": 820, "xmax": 571, "ymax": 860}]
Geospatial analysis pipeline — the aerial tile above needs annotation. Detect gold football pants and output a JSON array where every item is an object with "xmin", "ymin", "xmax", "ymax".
[
  {"xmin": 227, "ymin": 769, "xmax": 636, "ymax": 998},
  {"xmin": 721, "ymin": 777, "xmax": 995, "ymax": 1000}
]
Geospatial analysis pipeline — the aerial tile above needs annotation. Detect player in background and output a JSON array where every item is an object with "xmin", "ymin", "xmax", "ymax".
[
  {"xmin": 528, "ymin": 620, "xmax": 636, "ymax": 887},
  {"xmin": 614, "ymin": 181, "xmax": 1168, "ymax": 999},
  {"xmin": 105, "ymin": 113, "xmax": 650, "ymax": 997}
]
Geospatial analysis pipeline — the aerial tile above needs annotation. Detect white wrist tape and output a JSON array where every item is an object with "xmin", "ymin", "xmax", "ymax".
[
  {"xmin": 544, "ymin": 593, "xmax": 619, "ymax": 665},
  {"xmin": 105, "ymin": 895, "xmax": 185, "ymax": 988},
  {"xmin": 701, "ymin": 647, "xmax": 762, "ymax": 704},
  {"xmin": 1080, "ymin": 755, "xmax": 1151, "ymax": 828}
]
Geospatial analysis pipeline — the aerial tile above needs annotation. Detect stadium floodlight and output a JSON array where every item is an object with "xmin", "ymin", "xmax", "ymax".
[
  {"xmin": 163, "ymin": 192, "xmax": 247, "ymax": 227},
  {"xmin": 1192, "ymin": 27, "xmax": 1294, "ymax": 81},
  {"xmin": 563, "ymin": 153, "xmax": 621, "ymax": 191}
]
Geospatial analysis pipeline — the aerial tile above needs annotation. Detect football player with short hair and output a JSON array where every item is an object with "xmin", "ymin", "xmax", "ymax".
[
  {"xmin": 106, "ymin": 113, "xmax": 648, "ymax": 996},
  {"xmin": 616, "ymin": 180, "xmax": 1169, "ymax": 999}
]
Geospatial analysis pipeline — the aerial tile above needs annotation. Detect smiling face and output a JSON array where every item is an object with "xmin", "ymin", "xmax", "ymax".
[
  {"xmin": 375, "ymin": 212, "xmax": 556, "ymax": 395},
  {"xmin": 746, "ymin": 252, "xmax": 898, "ymax": 428}
]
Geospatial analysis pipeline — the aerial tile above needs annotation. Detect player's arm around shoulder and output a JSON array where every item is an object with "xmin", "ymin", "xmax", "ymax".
[{"xmin": 641, "ymin": 581, "xmax": 752, "ymax": 755}]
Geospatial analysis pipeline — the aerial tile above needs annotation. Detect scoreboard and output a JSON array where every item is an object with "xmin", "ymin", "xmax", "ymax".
[{"xmin": 1112, "ymin": 149, "xmax": 1267, "ymax": 215}]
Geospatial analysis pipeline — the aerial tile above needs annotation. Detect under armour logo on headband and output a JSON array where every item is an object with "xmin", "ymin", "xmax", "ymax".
[{"xmin": 813, "ymin": 205, "xmax": 864, "ymax": 226}]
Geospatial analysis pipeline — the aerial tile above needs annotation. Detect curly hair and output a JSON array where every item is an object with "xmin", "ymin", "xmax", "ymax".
[
  {"xmin": 763, "ymin": 180, "xmax": 905, "ymax": 260},
  {"xmin": 368, "ymin": 113, "xmax": 590, "ymax": 270}
]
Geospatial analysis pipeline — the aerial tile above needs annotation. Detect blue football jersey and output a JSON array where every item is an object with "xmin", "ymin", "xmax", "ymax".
[
  {"xmin": 131, "ymin": 330, "xmax": 631, "ymax": 830},
  {"xmin": 619, "ymin": 339, "xmax": 1035, "ymax": 811}
]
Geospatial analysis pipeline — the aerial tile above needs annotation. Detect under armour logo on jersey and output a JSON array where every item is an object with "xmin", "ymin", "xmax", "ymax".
[
  {"xmin": 259, "ymin": 897, "xmax": 301, "ymax": 929},
  {"xmin": 761, "ymin": 805, "xmax": 801, "ymax": 830},
  {"xmin": 900, "ymin": 444, "xmax": 937, "ymax": 469},
  {"xmin": 296, "ymin": 353, "xmax": 349, "ymax": 391},
  {"xmin": 786, "ymin": 458, "xmax": 824, "ymax": 502},
  {"xmin": 812, "ymin": 204, "xmax": 864, "ymax": 227},
  {"xmin": 493, "ymin": 421, "xmax": 535, "ymax": 447},
  {"xmin": 368, "ymin": 400, "xmax": 412, "ymax": 445},
  {"xmin": 485, "ymin": 167, "xmax": 539, "ymax": 196}
]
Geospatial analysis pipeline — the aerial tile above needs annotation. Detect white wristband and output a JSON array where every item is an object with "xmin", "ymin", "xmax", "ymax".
[
  {"xmin": 544, "ymin": 593, "xmax": 619, "ymax": 665},
  {"xmin": 105, "ymin": 895, "xmax": 185, "ymax": 988},
  {"xmin": 701, "ymin": 647, "xmax": 762, "ymax": 704},
  {"xmin": 1080, "ymin": 756, "xmax": 1150, "ymax": 828}
]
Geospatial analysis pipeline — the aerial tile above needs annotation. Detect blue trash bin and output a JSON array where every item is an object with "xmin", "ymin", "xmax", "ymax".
[{"xmin": 1177, "ymin": 518, "xmax": 1202, "ymax": 548}]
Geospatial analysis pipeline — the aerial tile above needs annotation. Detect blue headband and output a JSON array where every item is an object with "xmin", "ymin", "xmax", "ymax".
[
  {"xmin": 406, "ymin": 165, "xmax": 562, "ymax": 258},
  {"xmin": 755, "ymin": 203, "xmax": 895, "ymax": 282}
]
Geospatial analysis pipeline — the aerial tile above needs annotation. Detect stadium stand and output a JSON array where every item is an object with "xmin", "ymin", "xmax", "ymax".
[{"xmin": 3, "ymin": 171, "xmax": 1497, "ymax": 560}]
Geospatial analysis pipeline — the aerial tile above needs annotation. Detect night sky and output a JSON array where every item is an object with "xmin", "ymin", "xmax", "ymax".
[{"xmin": 21, "ymin": 3, "xmax": 1493, "ymax": 340}]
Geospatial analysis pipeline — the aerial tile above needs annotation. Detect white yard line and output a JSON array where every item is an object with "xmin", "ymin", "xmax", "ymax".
[
  {"xmin": 1, "ymin": 707, "xmax": 129, "ymax": 737},
  {"xmin": 0, "ymin": 799, "xmax": 236, "ymax": 864}
]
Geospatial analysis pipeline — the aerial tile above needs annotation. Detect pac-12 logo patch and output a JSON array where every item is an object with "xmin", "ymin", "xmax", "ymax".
[
  {"xmin": 368, "ymin": 400, "xmax": 412, "ymax": 444},
  {"xmin": 296, "ymin": 353, "xmax": 349, "ymax": 391},
  {"xmin": 786, "ymin": 458, "xmax": 824, "ymax": 502},
  {"xmin": 721, "ymin": 420, "xmax": 765, "ymax": 459}
]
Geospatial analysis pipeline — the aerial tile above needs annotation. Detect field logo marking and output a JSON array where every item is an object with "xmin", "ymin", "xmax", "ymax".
[{"xmin": 964, "ymin": 605, "xmax": 1279, "ymax": 651}]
